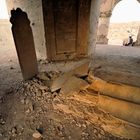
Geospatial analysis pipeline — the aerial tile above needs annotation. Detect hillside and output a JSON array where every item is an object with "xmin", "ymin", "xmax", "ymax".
[{"xmin": 108, "ymin": 22, "xmax": 140, "ymax": 45}]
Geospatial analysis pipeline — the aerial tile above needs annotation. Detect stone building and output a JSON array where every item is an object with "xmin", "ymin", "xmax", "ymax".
[{"xmin": 0, "ymin": 1, "xmax": 140, "ymax": 139}]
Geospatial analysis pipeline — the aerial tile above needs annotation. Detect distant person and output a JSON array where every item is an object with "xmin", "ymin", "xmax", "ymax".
[
  {"xmin": 123, "ymin": 36, "xmax": 134, "ymax": 46},
  {"xmin": 127, "ymin": 36, "xmax": 133, "ymax": 46}
]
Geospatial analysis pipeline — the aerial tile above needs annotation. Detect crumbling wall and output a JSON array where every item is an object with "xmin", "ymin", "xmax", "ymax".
[{"xmin": 6, "ymin": 0, "xmax": 46, "ymax": 59}]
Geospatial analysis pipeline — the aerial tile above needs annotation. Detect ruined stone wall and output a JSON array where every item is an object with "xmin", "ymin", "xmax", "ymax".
[{"xmin": 6, "ymin": 0, "xmax": 46, "ymax": 59}]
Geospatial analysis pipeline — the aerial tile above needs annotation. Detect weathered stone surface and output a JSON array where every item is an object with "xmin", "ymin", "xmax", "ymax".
[
  {"xmin": 50, "ymin": 71, "xmax": 73, "ymax": 92},
  {"xmin": 10, "ymin": 8, "xmax": 38, "ymax": 80},
  {"xmin": 88, "ymin": 77, "xmax": 140, "ymax": 104},
  {"xmin": 50, "ymin": 62, "xmax": 89, "ymax": 92},
  {"xmin": 61, "ymin": 76, "xmax": 89, "ymax": 95},
  {"xmin": 99, "ymin": 95, "xmax": 140, "ymax": 125},
  {"xmin": 73, "ymin": 61, "xmax": 89, "ymax": 77},
  {"xmin": 135, "ymin": 27, "xmax": 140, "ymax": 46}
]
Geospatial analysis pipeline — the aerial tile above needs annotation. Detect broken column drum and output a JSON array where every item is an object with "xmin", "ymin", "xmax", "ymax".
[
  {"xmin": 10, "ymin": 8, "xmax": 38, "ymax": 80},
  {"xmin": 42, "ymin": 0, "xmax": 91, "ymax": 60}
]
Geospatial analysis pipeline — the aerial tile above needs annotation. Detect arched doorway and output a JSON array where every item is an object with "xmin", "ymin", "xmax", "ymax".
[
  {"xmin": 94, "ymin": 0, "xmax": 140, "ymax": 87},
  {"xmin": 97, "ymin": 0, "xmax": 140, "ymax": 45},
  {"xmin": 108, "ymin": 0, "xmax": 140, "ymax": 45}
]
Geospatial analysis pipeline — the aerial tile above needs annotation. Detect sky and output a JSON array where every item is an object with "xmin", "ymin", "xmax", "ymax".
[
  {"xmin": 0, "ymin": 0, "xmax": 140, "ymax": 22},
  {"xmin": 110, "ymin": 0, "xmax": 140, "ymax": 23},
  {"xmin": 0, "ymin": 0, "xmax": 9, "ymax": 19}
]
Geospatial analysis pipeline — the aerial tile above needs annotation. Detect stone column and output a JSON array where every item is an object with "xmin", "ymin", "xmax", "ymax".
[
  {"xmin": 96, "ymin": 0, "xmax": 121, "ymax": 44},
  {"xmin": 97, "ymin": 11, "xmax": 111, "ymax": 44},
  {"xmin": 88, "ymin": 0, "xmax": 102, "ymax": 57},
  {"xmin": 135, "ymin": 27, "xmax": 140, "ymax": 46}
]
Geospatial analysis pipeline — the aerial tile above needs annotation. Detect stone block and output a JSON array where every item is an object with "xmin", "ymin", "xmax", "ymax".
[
  {"xmin": 73, "ymin": 61, "xmax": 89, "ymax": 77},
  {"xmin": 60, "ymin": 76, "xmax": 89, "ymax": 95},
  {"xmin": 50, "ymin": 61, "xmax": 89, "ymax": 92},
  {"xmin": 50, "ymin": 71, "xmax": 73, "ymax": 92}
]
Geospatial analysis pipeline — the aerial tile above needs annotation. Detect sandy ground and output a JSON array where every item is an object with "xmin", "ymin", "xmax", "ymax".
[{"xmin": 94, "ymin": 44, "xmax": 140, "ymax": 87}]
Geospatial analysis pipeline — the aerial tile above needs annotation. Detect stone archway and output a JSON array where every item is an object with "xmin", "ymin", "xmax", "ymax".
[
  {"xmin": 97, "ymin": 0, "xmax": 140, "ymax": 44},
  {"xmin": 96, "ymin": 0, "xmax": 121, "ymax": 44}
]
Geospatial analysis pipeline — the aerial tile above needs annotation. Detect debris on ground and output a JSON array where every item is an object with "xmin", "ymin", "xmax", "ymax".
[{"xmin": 0, "ymin": 69, "xmax": 139, "ymax": 140}]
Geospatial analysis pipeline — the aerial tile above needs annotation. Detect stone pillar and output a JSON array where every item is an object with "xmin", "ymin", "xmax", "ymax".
[
  {"xmin": 97, "ymin": 12, "xmax": 111, "ymax": 44},
  {"xmin": 96, "ymin": 0, "xmax": 121, "ymax": 44},
  {"xmin": 88, "ymin": 0, "xmax": 102, "ymax": 57},
  {"xmin": 135, "ymin": 27, "xmax": 140, "ymax": 46},
  {"xmin": 10, "ymin": 8, "xmax": 38, "ymax": 80}
]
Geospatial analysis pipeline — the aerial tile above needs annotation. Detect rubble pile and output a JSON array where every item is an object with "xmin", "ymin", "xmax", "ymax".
[{"xmin": 0, "ymin": 69, "xmax": 125, "ymax": 140}]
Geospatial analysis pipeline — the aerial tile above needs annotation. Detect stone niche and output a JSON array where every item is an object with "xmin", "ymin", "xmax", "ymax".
[{"xmin": 42, "ymin": 0, "xmax": 91, "ymax": 61}]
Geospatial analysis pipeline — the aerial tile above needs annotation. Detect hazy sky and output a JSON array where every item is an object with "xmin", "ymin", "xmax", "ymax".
[
  {"xmin": 0, "ymin": 0, "xmax": 140, "ymax": 23},
  {"xmin": 0, "ymin": 0, "xmax": 9, "ymax": 19},
  {"xmin": 110, "ymin": 0, "xmax": 140, "ymax": 23}
]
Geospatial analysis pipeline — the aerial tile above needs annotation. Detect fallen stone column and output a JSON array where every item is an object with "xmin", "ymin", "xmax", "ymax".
[
  {"xmin": 88, "ymin": 78, "xmax": 140, "ymax": 104},
  {"xmin": 98, "ymin": 95, "xmax": 140, "ymax": 125}
]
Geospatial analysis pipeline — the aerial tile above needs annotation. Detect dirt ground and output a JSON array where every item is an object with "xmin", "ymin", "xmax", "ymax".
[
  {"xmin": 93, "ymin": 44, "xmax": 140, "ymax": 87},
  {"xmin": 1, "ymin": 72, "xmax": 140, "ymax": 140}
]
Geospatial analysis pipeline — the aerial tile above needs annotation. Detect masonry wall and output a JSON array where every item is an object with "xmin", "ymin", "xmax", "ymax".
[{"xmin": 6, "ymin": 0, "xmax": 46, "ymax": 59}]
